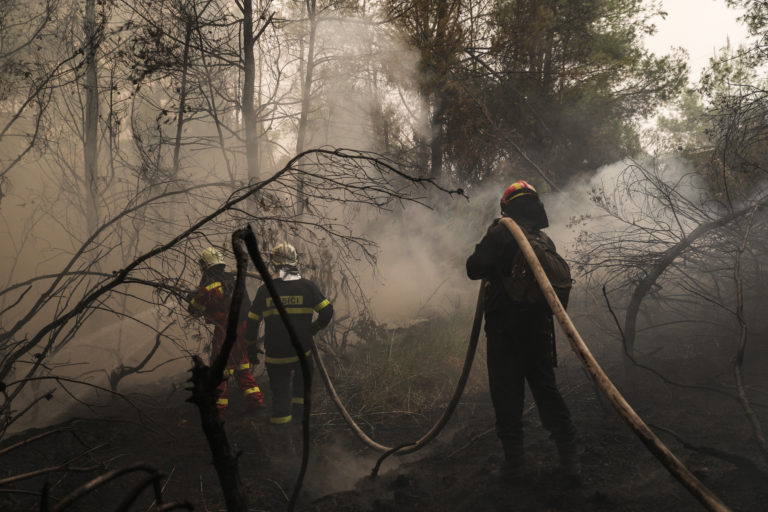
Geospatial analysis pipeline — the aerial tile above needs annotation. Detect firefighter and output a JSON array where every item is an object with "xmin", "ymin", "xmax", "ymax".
[
  {"xmin": 466, "ymin": 180, "xmax": 580, "ymax": 483},
  {"xmin": 188, "ymin": 246, "xmax": 265, "ymax": 420},
  {"xmin": 245, "ymin": 242, "xmax": 333, "ymax": 425}
]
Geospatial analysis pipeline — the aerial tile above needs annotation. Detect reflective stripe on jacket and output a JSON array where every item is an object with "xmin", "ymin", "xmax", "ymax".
[{"xmin": 246, "ymin": 277, "xmax": 333, "ymax": 359}]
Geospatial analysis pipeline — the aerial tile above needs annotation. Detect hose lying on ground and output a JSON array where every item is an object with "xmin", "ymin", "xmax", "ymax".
[
  {"xmin": 250, "ymin": 216, "xmax": 731, "ymax": 512},
  {"xmin": 312, "ymin": 281, "xmax": 486, "ymax": 476}
]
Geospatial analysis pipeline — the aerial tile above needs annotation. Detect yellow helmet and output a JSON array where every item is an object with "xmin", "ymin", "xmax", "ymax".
[
  {"xmin": 271, "ymin": 242, "xmax": 298, "ymax": 267},
  {"xmin": 199, "ymin": 246, "xmax": 225, "ymax": 270}
]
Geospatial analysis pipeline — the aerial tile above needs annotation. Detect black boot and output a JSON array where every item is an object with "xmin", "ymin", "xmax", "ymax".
[{"xmin": 495, "ymin": 442, "xmax": 531, "ymax": 482}]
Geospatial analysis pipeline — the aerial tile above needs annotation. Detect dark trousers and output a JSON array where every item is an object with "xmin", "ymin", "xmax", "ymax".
[
  {"xmin": 485, "ymin": 310, "xmax": 575, "ymax": 457},
  {"xmin": 266, "ymin": 358, "xmax": 313, "ymax": 424}
]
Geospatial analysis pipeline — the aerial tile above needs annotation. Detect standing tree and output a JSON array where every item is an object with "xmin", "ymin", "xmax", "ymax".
[
  {"xmin": 385, "ymin": 0, "xmax": 466, "ymax": 181},
  {"xmin": 573, "ymin": 155, "xmax": 768, "ymax": 471},
  {"xmin": 0, "ymin": 0, "xmax": 65, "ymax": 205},
  {"xmin": 475, "ymin": 0, "xmax": 687, "ymax": 185}
]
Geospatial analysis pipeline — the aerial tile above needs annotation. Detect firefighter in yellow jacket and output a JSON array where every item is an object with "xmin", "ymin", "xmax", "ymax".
[{"xmin": 245, "ymin": 242, "xmax": 333, "ymax": 425}]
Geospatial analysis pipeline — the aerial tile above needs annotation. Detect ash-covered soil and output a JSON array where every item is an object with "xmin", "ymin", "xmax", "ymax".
[{"xmin": 2, "ymin": 354, "xmax": 766, "ymax": 512}]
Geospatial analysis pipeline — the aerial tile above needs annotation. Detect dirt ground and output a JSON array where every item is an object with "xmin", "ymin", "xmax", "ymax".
[{"xmin": 1, "ymin": 353, "xmax": 767, "ymax": 512}]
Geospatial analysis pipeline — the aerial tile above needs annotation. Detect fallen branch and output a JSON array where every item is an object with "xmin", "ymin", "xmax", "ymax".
[
  {"xmin": 49, "ymin": 464, "xmax": 166, "ymax": 512},
  {"xmin": 0, "ymin": 461, "xmax": 103, "ymax": 487},
  {"xmin": 651, "ymin": 423, "xmax": 768, "ymax": 479},
  {"xmin": 0, "ymin": 427, "xmax": 71, "ymax": 457},
  {"xmin": 731, "ymin": 207, "xmax": 768, "ymax": 464},
  {"xmin": 601, "ymin": 285, "xmax": 764, "ymax": 406},
  {"xmin": 114, "ymin": 473, "xmax": 191, "ymax": 512}
]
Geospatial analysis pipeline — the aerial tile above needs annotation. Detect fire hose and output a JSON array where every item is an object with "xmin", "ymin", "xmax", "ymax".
[
  {"xmin": 313, "ymin": 280, "xmax": 485, "ymax": 476},
  {"xmin": 246, "ymin": 218, "xmax": 731, "ymax": 512},
  {"xmin": 497, "ymin": 218, "xmax": 731, "ymax": 512},
  {"xmin": 313, "ymin": 217, "xmax": 732, "ymax": 512}
]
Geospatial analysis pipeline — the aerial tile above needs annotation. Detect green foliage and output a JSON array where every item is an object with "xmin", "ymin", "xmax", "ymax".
[
  {"xmin": 384, "ymin": 0, "xmax": 467, "ymax": 179},
  {"xmin": 652, "ymin": 10, "xmax": 768, "ymax": 192},
  {"xmin": 652, "ymin": 89, "xmax": 711, "ymax": 153},
  {"xmin": 460, "ymin": 0, "xmax": 688, "ymax": 184},
  {"xmin": 696, "ymin": 9, "xmax": 768, "ymax": 199},
  {"xmin": 700, "ymin": 41, "xmax": 759, "ymax": 99},
  {"xmin": 727, "ymin": 0, "xmax": 768, "ymax": 38}
]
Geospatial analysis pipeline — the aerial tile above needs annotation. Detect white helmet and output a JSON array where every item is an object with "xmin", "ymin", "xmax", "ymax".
[
  {"xmin": 271, "ymin": 242, "xmax": 298, "ymax": 267},
  {"xmin": 199, "ymin": 246, "xmax": 225, "ymax": 270}
]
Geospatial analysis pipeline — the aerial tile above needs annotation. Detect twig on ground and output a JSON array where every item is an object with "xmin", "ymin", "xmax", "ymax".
[
  {"xmin": 651, "ymin": 423, "xmax": 768, "ymax": 479},
  {"xmin": 267, "ymin": 478, "xmax": 290, "ymax": 502},
  {"xmin": 0, "ymin": 427, "xmax": 71, "ymax": 456},
  {"xmin": 602, "ymin": 285, "xmax": 767, "ymax": 406},
  {"xmin": 49, "ymin": 464, "xmax": 164, "ymax": 512},
  {"xmin": 146, "ymin": 466, "xmax": 176, "ymax": 512}
]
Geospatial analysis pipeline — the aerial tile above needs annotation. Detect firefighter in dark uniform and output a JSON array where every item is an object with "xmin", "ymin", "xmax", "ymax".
[
  {"xmin": 188, "ymin": 247, "xmax": 265, "ymax": 420},
  {"xmin": 245, "ymin": 242, "xmax": 333, "ymax": 425},
  {"xmin": 466, "ymin": 180, "xmax": 579, "ymax": 482}
]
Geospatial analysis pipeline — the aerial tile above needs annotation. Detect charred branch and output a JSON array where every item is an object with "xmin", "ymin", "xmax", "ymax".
[
  {"xmin": 242, "ymin": 225, "xmax": 311, "ymax": 511},
  {"xmin": 107, "ymin": 323, "xmax": 171, "ymax": 391},
  {"xmin": 731, "ymin": 206, "xmax": 768, "ymax": 464},
  {"xmin": 47, "ymin": 464, "xmax": 169, "ymax": 512},
  {"xmin": 651, "ymin": 423, "xmax": 768, "ymax": 480}
]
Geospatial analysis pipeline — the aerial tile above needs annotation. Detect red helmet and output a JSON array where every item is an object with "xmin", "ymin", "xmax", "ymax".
[{"xmin": 500, "ymin": 180, "xmax": 537, "ymax": 210}]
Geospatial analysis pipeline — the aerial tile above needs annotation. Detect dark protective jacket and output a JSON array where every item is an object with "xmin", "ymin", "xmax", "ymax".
[
  {"xmin": 466, "ymin": 198, "xmax": 575, "ymax": 451},
  {"xmin": 246, "ymin": 277, "xmax": 333, "ymax": 362},
  {"xmin": 466, "ymin": 220, "xmax": 559, "ymax": 319},
  {"xmin": 467, "ymin": 193, "xmax": 552, "ymax": 320}
]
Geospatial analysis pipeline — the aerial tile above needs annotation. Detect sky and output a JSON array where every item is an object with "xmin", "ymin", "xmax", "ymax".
[{"xmin": 645, "ymin": 0, "xmax": 752, "ymax": 79}]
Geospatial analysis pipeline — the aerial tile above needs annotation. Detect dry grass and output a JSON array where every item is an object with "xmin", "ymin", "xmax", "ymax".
[{"xmin": 315, "ymin": 306, "xmax": 488, "ymax": 422}]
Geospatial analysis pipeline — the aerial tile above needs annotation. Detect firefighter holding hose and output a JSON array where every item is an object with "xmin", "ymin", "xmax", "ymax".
[
  {"xmin": 245, "ymin": 242, "xmax": 333, "ymax": 426},
  {"xmin": 188, "ymin": 246, "xmax": 266, "ymax": 420},
  {"xmin": 466, "ymin": 180, "xmax": 580, "ymax": 483}
]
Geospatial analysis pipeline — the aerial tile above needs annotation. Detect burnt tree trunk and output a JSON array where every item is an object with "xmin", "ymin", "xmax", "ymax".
[
  {"xmin": 172, "ymin": 20, "xmax": 193, "ymax": 175},
  {"xmin": 83, "ymin": 0, "xmax": 99, "ymax": 234},
  {"xmin": 187, "ymin": 233, "xmax": 253, "ymax": 512},
  {"xmin": 295, "ymin": 0, "xmax": 317, "ymax": 215},
  {"xmin": 242, "ymin": 0, "xmax": 259, "ymax": 182}
]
